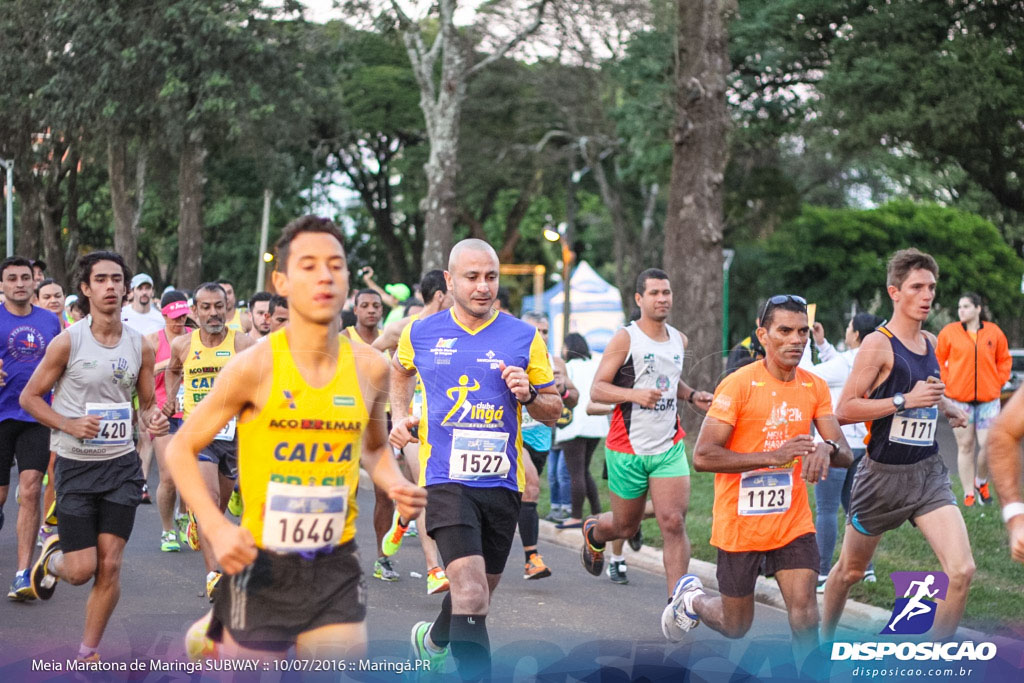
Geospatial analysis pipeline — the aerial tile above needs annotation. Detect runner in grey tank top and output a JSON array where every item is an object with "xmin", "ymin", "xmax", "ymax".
[
  {"xmin": 50, "ymin": 317, "xmax": 143, "ymax": 460},
  {"xmin": 19, "ymin": 251, "xmax": 167, "ymax": 662}
]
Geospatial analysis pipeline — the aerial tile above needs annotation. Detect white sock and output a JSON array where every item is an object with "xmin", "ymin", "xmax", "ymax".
[
  {"xmin": 975, "ymin": 477, "xmax": 987, "ymax": 487},
  {"xmin": 206, "ymin": 570, "xmax": 220, "ymax": 582},
  {"xmin": 78, "ymin": 643, "xmax": 96, "ymax": 658},
  {"xmin": 610, "ymin": 554, "xmax": 625, "ymax": 563}
]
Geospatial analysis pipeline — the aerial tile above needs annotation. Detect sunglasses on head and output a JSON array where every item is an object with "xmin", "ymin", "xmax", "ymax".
[{"xmin": 759, "ymin": 294, "xmax": 807, "ymax": 327}]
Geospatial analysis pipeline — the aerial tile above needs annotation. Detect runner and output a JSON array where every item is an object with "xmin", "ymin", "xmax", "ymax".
[
  {"xmin": 581, "ymin": 269, "xmax": 713, "ymax": 599},
  {"xmin": 215, "ymin": 279, "xmax": 244, "ymax": 333},
  {"xmin": 373, "ymin": 269, "xmax": 452, "ymax": 593},
  {"xmin": 268, "ymin": 295, "xmax": 288, "ymax": 332},
  {"xmin": 987, "ymin": 386, "xmax": 1024, "ymax": 564},
  {"xmin": 935, "ymin": 292, "xmax": 1011, "ymax": 506},
  {"xmin": 20, "ymin": 250, "xmax": 168, "ymax": 662},
  {"xmin": 342, "ymin": 288, "xmax": 397, "ymax": 581},
  {"xmin": 165, "ymin": 215, "xmax": 424, "ymax": 660},
  {"xmin": 246, "ymin": 291, "xmax": 273, "ymax": 341},
  {"xmin": 662, "ymin": 293, "xmax": 851, "ymax": 661},
  {"xmin": 35, "ymin": 279, "xmax": 68, "ymax": 329},
  {"xmin": 146, "ymin": 290, "xmax": 192, "ymax": 551},
  {"xmin": 33, "ymin": 278, "xmax": 68, "ymax": 546},
  {"xmin": 0, "ymin": 257, "xmax": 62, "ymax": 600},
  {"xmin": 519, "ymin": 311, "xmax": 577, "ymax": 580},
  {"xmin": 390, "ymin": 239, "xmax": 560, "ymax": 679},
  {"xmin": 164, "ymin": 282, "xmax": 255, "ymax": 598},
  {"xmin": 823, "ymin": 248, "xmax": 972, "ymax": 641}
]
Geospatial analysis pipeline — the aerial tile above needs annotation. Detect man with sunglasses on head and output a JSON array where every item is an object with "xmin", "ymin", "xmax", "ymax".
[
  {"xmin": 582, "ymin": 269, "xmax": 714, "ymax": 614},
  {"xmin": 822, "ymin": 249, "xmax": 972, "ymax": 641},
  {"xmin": 663, "ymin": 293, "xmax": 852, "ymax": 662}
]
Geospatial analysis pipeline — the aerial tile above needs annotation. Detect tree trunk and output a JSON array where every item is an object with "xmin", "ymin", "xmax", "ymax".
[
  {"xmin": 176, "ymin": 130, "xmax": 206, "ymax": 290},
  {"xmin": 663, "ymin": 0, "xmax": 733, "ymax": 429},
  {"xmin": 15, "ymin": 186, "xmax": 41, "ymax": 259},
  {"xmin": 108, "ymin": 139, "xmax": 146, "ymax": 273},
  {"xmin": 421, "ymin": 107, "xmax": 461, "ymax": 272},
  {"xmin": 39, "ymin": 201, "xmax": 67, "ymax": 287}
]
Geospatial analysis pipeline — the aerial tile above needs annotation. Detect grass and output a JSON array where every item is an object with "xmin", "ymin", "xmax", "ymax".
[{"xmin": 537, "ymin": 438, "xmax": 1023, "ymax": 635}]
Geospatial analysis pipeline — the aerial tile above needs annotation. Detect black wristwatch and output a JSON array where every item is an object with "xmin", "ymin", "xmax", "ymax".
[
  {"xmin": 892, "ymin": 392, "xmax": 906, "ymax": 412},
  {"xmin": 520, "ymin": 384, "xmax": 538, "ymax": 405},
  {"xmin": 825, "ymin": 439, "xmax": 840, "ymax": 459}
]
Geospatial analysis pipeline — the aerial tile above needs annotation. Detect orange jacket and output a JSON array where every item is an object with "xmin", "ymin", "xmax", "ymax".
[{"xmin": 936, "ymin": 321, "xmax": 1011, "ymax": 403}]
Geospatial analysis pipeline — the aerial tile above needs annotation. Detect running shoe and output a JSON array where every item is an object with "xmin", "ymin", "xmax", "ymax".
[
  {"xmin": 38, "ymin": 524, "xmax": 57, "ymax": 548},
  {"xmin": 140, "ymin": 484, "xmax": 151, "ymax": 505},
  {"xmin": 76, "ymin": 652, "xmax": 100, "ymax": 664},
  {"xmin": 374, "ymin": 557, "xmax": 399, "ymax": 581},
  {"xmin": 227, "ymin": 488, "xmax": 243, "ymax": 517},
  {"xmin": 426, "ymin": 567, "xmax": 450, "ymax": 595},
  {"xmin": 8, "ymin": 570, "xmax": 35, "ymax": 601},
  {"xmin": 185, "ymin": 509, "xmax": 201, "ymax": 551},
  {"xmin": 175, "ymin": 513, "xmax": 189, "ymax": 546},
  {"xmin": 407, "ymin": 519, "xmax": 419, "ymax": 538},
  {"xmin": 185, "ymin": 611, "xmax": 217, "ymax": 661},
  {"xmin": 382, "ymin": 513, "xmax": 409, "ymax": 556},
  {"xmin": 15, "ymin": 484, "xmax": 20, "ymax": 505},
  {"xmin": 816, "ymin": 574, "xmax": 827, "ymax": 594},
  {"xmin": 963, "ymin": 494, "xmax": 975, "ymax": 508},
  {"xmin": 607, "ymin": 560, "xmax": 628, "ymax": 585},
  {"xmin": 411, "ymin": 620, "xmax": 448, "ymax": 674},
  {"xmin": 161, "ymin": 530, "xmax": 181, "ymax": 552},
  {"xmin": 31, "ymin": 533, "xmax": 61, "ymax": 600},
  {"xmin": 524, "ymin": 553, "xmax": 552, "ymax": 580},
  {"xmin": 206, "ymin": 571, "xmax": 222, "ymax": 602},
  {"xmin": 862, "ymin": 568, "xmax": 877, "ymax": 584},
  {"xmin": 977, "ymin": 482, "xmax": 992, "ymax": 505},
  {"xmin": 580, "ymin": 516, "xmax": 604, "ymax": 576},
  {"xmin": 661, "ymin": 574, "xmax": 703, "ymax": 642},
  {"xmin": 44, "ymin": 500, "xmax": 58, "ymax": 526},
  {"xmin": 628, "ymin": 526, "xmax": 644, "ymax": 552}
]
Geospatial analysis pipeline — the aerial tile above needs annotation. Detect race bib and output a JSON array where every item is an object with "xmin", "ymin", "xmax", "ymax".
[
  {"xmin": 738, "ymin": 468, "xmax": 793, "ymax": 516},
  {"xmin": 176, "ymin": 384, "xmax": 185, "ymax": 408},
  {"xmin": 889, "ymin": 407, "xmax": 938, "ymax": 446},
  {"xmin": 449, "ymin": 429, "xmax": 511, "ymax": 481},
  {"xmin": 262, "ymin": 481, "xmax": 348, "ymax": 553},
  {"xmin": 83, "ymin": 402, "xmax": 133, "ymax": 446},
  {"xmin": 214, "ymin": 417, "xmax": 237, "ymax": 441}
]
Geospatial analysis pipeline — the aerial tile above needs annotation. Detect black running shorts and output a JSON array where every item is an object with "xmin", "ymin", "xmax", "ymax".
[
  {"xmin": 54, "ymin": 451, "xmax": 144, "ymax": 551},
  {"xmin": 198, "ymin": 438, "xmax": 238, "ymax": 480},
  {"xmin": 716, "ymin": 532, "xmax": 819, "ymax": 598},
  {"xmin": 208, "ymin": 541, "xmax": 367, "ymax": 652},
  {"xmin": 0, "ymin": 419, "xmax": 50, "ymax": 486},
  {"xmin": 425, "ymin": 483, "xmax": 522, "ymax": 575}
]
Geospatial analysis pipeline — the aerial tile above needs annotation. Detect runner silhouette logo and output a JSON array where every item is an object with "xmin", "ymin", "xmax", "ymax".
[{"xmin": 881, "ymin": 571, "xmax": 949, "ymax": 635}]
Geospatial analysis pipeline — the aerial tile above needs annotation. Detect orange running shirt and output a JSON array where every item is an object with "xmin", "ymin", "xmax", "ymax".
[{"xmin": 706, "ymin": 360, "xmax": 832, "ymax": 552}]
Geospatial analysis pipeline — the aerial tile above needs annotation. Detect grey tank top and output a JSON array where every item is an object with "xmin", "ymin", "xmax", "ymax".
[{"xmin": 51, "ymin": 318, "xmax": 143, "ymax": 460}]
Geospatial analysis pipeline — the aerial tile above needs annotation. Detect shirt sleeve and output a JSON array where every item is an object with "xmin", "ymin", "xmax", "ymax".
[
  {"xmin": 396, "ymin": 320, "xmax": 417, "ymax": 371},
  {"xmin": 526, "ymin": 330, "xmax": 555, "ymax": 389},
  {"xmin": 813, "ymin": 375, "xmax": 834, "ymax": 418},
  {"xmin": 995, "ymin": 325, "xmax": 1012, "ymax": 384},
  {"xmin": 707, "ymin": 373, "xmax": 741, "ymax": 426},
  {"xmin": 936, "ymin": 326, "xmax": 952, "ymax": 385},
  {"xmin": 809, "ymin": 352, "xmax": 852, "ymax": 388}
]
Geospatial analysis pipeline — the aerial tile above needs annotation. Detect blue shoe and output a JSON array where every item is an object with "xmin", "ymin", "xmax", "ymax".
[
  {"xmin": 8, "ymin": 570, "xmax": 35, "ymax": 601},
  {"xmin": 661, "ymin": 574, "xmax": 703, "ymax": 641}
]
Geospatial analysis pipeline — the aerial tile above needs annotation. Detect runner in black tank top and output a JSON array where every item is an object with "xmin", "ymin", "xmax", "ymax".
[{"xmin": 821, "ymin": 249, "xmax": 972, "ymax": 641}]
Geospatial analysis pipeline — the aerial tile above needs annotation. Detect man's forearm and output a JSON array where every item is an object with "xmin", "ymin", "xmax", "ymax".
[
  {"xmin": 591, "ymin": 380, "xmax": 633, "ymax": 406},
  {"xmin": 389, "ymin": 369, "xmax": 416, "ymax": 422},
  {"xmin": 693, "ymin": 444, "xmax": 779, "ymax": 473},
  {"xmin": 525, "ymin": 392, "xmax": 562, "ymax": 422},
  {"xmin": 988, "ymin": 428, "xmax": 1022, "ymax": 505}
]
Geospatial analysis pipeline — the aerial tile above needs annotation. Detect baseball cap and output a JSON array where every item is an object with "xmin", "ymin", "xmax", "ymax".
[
  {"xmin": 131, "ymin": 273, "xmax": 154, "ymax": 290},
  {"xmin": 160, "ymin": 290, "xmax": 190, "ymax": 319},
  {"xmin": 384, "ymin": 283, "xmax": 411, "ymax": 301},
  {"xmin": 65, "ymin": 294, "xmax": 79, "ymax": 307}
]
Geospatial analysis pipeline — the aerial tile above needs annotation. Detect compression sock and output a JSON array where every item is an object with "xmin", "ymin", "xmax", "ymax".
[
  {"xmin": 586, "ymin": 523, "xmax": 605, "ymax": 550},
  {"xmin": 429, "ymin": 593, "xmax": 453, "ymax": 649},
  {"xmin": 519, "ymin": 502, "xmax": 539, "ymax": 548},
  {"xmin": 450, "ymin": 614, "xmax": 490, "ymax": 681}
]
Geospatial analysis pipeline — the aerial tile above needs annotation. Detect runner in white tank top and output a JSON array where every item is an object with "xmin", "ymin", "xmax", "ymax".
[{"xmin": 580, "ymin": 269, "xmax": 714, "ymax": 614}]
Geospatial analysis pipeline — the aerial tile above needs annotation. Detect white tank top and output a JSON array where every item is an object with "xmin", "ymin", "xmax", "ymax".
[
  {"xmin": 605, "ymin": 322, "xmax": 685, "ymax": 455},
  {"xmin": 51, "ymin": 318, "xmax": 142, "ymax": 461}
]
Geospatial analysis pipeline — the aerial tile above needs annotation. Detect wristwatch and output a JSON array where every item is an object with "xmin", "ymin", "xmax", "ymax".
[
  {"xmin": 520, "ymin": 384, "xmax": 539, "ymax": 405},
  {"xmin": 825, "ymin": 440, "xmax": 840, "ymax": 459},
  {"xmin": 892, "ymin": 392, "xmax": 906, "ymax": 412}
]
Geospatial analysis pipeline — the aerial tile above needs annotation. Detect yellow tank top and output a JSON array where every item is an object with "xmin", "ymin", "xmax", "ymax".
[
  {"xmin": 227, "ymin": 309, "xmax": 243, "ymax": 332},
  {"xmin": 238, "ymin": 329, "xmax": 367, "ymax": 551},
  {"xmin": 182, "ymin": 329, "xmax": 236, "ymax": 419}
]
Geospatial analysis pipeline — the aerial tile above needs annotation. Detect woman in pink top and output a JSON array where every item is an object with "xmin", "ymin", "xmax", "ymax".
[{"xmin": 144, "ymin": 290, "xmax": 192, "ymax": 552}]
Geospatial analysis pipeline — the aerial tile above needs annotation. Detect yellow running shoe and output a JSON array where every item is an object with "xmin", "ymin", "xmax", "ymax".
[
  {"xmin": 206, "ymin": 571, "xmax": 222, "ymax": 602},
  {"xmin": 45, "ymin": 500, "xmax": 58, "ymax": 526},
  {"xmin": 185, "ymin": 611, "xmax": 217, "ymax": 661},
  {"xmin": 426, "ymin": 567, "xmax": 450, "ymax": 595},
  {"xmin": 382, "ymin": 512, "xmax": 409, "ymax": 557},
  {"xmin": 227, "ymin": 488, "xmax": 243, "ymax": 517},
  {"xmin": 185, "ymin": 509, "xmax": 201, "ymax": 551}
]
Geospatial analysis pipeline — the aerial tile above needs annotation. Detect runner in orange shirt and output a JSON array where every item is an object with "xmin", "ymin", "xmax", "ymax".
[{"xmin": 662, "ymin": 294, "xmax": 852, "ymax": 660}]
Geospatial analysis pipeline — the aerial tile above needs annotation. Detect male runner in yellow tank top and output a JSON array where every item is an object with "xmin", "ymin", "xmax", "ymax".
[
  {"xmin": 166, "ymin": 216, "xmax": 425, "ymax": 661},
  {"xmin": 164, "ymin": 283, "xmax": 254, "ymax": 597}
]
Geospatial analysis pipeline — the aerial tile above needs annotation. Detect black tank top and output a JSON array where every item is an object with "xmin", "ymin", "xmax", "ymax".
[{"xmin": 867, "ymin": 327, "xmax": 941, "ymax": 465}]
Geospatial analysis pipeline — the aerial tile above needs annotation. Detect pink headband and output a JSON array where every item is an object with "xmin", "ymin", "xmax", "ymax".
[{"xmin": 162, "ymin": 300, "xmax": 190, "ymax": 319}]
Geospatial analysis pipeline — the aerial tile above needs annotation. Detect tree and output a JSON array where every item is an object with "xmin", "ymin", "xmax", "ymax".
[
  {"xmin": 386, "ymin": 0, "xmax": 551, "ymax": 272},
  {"xmin": 663, "ymin": 0, "xmax": 735, "ymax": 408}
]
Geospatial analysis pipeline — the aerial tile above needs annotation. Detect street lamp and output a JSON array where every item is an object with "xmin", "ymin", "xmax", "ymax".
[{"xmin": 544, "ymin": 221, "xmax": 575, "ymax": 345}]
